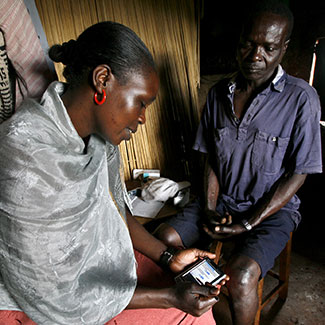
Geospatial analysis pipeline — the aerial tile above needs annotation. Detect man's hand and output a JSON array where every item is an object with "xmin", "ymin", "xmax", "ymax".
[
  {"xmin": 204, "ymin": 209, "xmax": 232, "ymax": 226},
  {"xmin": 202, "ymin": 223, "xmax": 246, "ymax": 240},
  {"xmin": 201, "ymin": 209, "xmax": 233, "ymax": 233}
]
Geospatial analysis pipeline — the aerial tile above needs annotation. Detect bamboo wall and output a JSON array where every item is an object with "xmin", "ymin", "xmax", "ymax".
[{"xmin": 35, "ymin": 0, "xmax": 200, "ymax": 181}]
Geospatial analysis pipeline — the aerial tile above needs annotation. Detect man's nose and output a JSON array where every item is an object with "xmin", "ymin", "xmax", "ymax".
[{"xmin": 250, "ymin": 46, "xmax": 262, "ymax": 61}]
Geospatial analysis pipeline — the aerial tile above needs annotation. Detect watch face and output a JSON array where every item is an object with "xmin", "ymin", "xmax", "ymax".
[{"xmin": 242, "ymin": 219, "xmax": 252, "ymax": 230}]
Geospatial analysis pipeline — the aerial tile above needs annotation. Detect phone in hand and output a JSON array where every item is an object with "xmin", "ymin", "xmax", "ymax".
[{"xmin": 174, "ymin": 258, "xmax": 226, "ymax": 286}]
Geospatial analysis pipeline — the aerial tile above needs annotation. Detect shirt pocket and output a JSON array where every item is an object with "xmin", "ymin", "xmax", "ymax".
[
  {"xmin": 252, "ymin": 130, "xmax": 290, "ymax": 175},
  {"xmin": 213, "ymin": 127, "xmax": 233, "ymax": 162}
]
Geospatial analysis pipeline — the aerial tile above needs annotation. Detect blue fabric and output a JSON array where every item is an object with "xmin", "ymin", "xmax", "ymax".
[
  {"xmin": 233, "ymin": 209, "xmax": 296, "ymax": 277},
  {"xmin": 193, "ymin": 69, "xmax": 323, "ymax": 226},
  {"xmin": 166, "ymin": 68, "xmax": 322, "ymax": 277},
  {"xmin": 166, "ymin": 198, "xmax": 296, "ymax": 277}
]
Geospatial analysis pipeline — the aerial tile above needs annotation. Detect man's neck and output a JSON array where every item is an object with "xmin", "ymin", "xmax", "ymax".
[{"xmin": 237, "ymin": 67, "xmax": 279, "ymax": 93}]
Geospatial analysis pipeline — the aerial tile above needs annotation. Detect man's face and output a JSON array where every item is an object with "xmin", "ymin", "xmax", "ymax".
[{"xmin": 237, "ymin": 13, "xmax": 289, "ymax": 85}]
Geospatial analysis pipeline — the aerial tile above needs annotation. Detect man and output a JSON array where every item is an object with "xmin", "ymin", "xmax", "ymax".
[{"xmin": 154, "ymin": 1, "xmax": 323, "ymax": 324}]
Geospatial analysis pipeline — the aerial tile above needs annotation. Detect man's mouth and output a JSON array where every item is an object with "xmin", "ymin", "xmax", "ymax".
[{"xmin": 242, "ymin": 65, "xmax": 262, "ymax": 73}]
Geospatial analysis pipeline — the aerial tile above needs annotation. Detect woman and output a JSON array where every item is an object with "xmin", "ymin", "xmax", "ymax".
[{"xmin": 0, "ymin": 22, "xmax": 226, "ymax": 324}]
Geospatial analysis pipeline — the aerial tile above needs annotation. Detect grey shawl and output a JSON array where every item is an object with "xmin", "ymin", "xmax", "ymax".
[{"xmin": 0, "ymin": 82, "xmax": 137, "ymax": 324}]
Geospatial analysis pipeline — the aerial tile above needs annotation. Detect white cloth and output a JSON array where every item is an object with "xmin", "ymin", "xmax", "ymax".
[
  {"xmin": 0, "ymin": 82, "xmax": 137, "ymax": 324},
  {"xmin": 141, "ymin": 178, "xmax": 190, "ymax": 202}
]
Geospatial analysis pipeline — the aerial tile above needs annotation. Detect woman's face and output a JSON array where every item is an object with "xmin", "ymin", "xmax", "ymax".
[{"xmin": 94, "ymin": 69, "xmax": 159, "ymax": 145}]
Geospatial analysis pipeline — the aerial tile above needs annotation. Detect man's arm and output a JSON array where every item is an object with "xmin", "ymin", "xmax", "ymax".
[
  {"xmin": 246, "ymin": 172, "xmax": 307, "ymax": 228},
  {"xmin": 204, "ymin": 159, "xmax": 219, "ymax": 211},
  {"xmin": 203, "ymin": 158, "xmax": 232, "ymax": 226},
  {"xmin": 208, "ymin": 173, "xmax": 307, "ymax": 237}
]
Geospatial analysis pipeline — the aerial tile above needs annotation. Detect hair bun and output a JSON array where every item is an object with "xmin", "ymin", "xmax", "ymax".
[{"xmin": 49, "ymin": 39, "xmax": 77, "ymax": 65}]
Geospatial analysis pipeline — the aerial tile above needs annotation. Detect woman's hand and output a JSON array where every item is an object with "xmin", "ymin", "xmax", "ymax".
[
  {"xmin": 128, "ymin": 276, "xmax": 229, "ymax": 315},
  {"xmin": 168, "ymin": 279, "xmax": 228, "ymax": 317},
  {"xmin": 169, "ymin": 248, "xmax": 216, "ymax": 273}
]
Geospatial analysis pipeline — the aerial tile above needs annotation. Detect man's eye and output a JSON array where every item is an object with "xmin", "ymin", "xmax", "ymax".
[{"xmin": 266, "ymin": 46, "xmax": 274, "ymax": 52}]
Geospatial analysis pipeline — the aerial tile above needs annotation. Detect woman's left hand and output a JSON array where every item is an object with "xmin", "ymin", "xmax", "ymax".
[{"xmin": 169, "ymin": 248, "xmax": 216, "ymax": 273}]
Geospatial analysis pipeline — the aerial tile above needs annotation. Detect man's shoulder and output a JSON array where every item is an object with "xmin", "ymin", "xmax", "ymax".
[
  {"xmin": 283, "ymin": 73, "xmax": 321, "ymax": 117},
  {"xmin": 284, "ymin": 73, "xmax": 319, "ymax": 98}
]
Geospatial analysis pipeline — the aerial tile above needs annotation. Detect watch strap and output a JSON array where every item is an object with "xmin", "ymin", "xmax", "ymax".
[{"xmin": 159, "ymin": 246, "xmax": 179, "ymax": 268}]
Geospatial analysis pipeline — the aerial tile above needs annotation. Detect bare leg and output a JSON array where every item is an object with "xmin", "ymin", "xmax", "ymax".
[
  {"xmin": 225, "ymin": 254, "xmax": 261, "ymax": 325},
  {"xmin": 152, "ymin": 223, "xmax": 185, "ymax": 248}
]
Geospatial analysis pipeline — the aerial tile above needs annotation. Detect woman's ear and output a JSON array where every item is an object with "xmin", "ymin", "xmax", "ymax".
[{"xmin": 92, "ymin": 64, "xmax": 113, "ymax": 93}]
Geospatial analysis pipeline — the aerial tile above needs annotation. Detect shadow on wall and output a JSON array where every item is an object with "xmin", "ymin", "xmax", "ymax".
[
  {"xmin": 155, "ymin": 57, "xmax": 200, "ymax": 182},
  {"xmin": 294, "ymin": 125, "xmax": 325, "ymax": 264}
]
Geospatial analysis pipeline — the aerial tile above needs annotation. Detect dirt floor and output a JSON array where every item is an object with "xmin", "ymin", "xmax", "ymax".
[{"xmin": 260, "ymin": 246, "xmax": 325, "ymax": 325}]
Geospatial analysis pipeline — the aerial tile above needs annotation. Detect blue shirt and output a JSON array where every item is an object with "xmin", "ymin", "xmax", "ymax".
[{"xmin": 193, "ymin": 68, "xmax": 323, "ymax": 219}]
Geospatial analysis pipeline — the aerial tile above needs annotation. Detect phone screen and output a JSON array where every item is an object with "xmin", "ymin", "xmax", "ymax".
[{"xmin": 175, "ymin": 258, "xmax": 226, "ymax": 285}]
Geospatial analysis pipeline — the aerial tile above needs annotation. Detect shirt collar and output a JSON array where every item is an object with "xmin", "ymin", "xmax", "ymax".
[{"xmin": 272, "ymin": 65, "xmax": 286, "ymax": 92}]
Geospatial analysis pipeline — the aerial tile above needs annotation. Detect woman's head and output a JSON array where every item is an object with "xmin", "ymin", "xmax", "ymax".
[
  {"xmin": 50, "ymin": 22, "xmax": 159, "ymax": 146},
  {"xmin": 49, "ymin": 21, "xmax": 156, "ymax": 87}
]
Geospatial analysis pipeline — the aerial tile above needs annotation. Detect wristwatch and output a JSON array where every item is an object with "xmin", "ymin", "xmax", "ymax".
[
  {"xmin": 241, "ymin": 218, "xmax": 252, "ymax": 231},
  {"xmin": 159, "ymin": 247, "xmax": 179, "ymax": 268}
]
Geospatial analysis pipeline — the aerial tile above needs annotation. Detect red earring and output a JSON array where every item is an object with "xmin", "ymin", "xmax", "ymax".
[{"xmin": 94, "ymin": 90, "xmax": 107, "ymax": 105}]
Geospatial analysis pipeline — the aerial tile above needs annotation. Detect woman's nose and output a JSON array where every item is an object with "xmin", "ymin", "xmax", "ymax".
[{"xmin": 138, "ymin": 108, "xmax": 146, "ymax": 125}]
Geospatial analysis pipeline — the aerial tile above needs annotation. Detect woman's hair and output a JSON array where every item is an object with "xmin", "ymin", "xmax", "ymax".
[{"xmin": 49, "ymin": 21, "xmax": 156, "ymax": 86}]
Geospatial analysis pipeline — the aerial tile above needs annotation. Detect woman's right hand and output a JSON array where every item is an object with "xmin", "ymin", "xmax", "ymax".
[{"xmin": 168, "ymin": 281, "xmax": 221, "ymax": 317}]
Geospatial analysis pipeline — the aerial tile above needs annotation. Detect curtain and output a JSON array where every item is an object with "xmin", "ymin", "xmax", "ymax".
[{"xmin": 35, "ymin": 0, "xmax": 200, "ymax": 181}]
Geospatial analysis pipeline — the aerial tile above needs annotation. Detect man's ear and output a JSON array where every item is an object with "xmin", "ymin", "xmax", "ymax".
[
  {"xmin": 92, "ymin": 64, "xmax": 113, "ymax": 93},
  {"xmin": 284, "ymin": 39, "xmax": 290, "ymax": 52}
]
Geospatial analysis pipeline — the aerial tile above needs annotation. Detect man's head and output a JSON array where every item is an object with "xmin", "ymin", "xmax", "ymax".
[{"xmin": 236, "ymin": 0, "xmax": 294, "ymax": 86}]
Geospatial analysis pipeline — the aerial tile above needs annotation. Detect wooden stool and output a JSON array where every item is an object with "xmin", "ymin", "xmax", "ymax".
[{"xmin": 211, "ymin": 232, "xmax": 293, "ymax": 325}]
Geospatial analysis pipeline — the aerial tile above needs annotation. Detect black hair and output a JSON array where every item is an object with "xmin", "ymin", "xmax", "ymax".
[
  {"xmin": 244, "ymin": 0, "xmax": 294, "ymax": 41},
  {"xmin": 48, "ymin": 21, "xmax": 156, "ymax": 86}
]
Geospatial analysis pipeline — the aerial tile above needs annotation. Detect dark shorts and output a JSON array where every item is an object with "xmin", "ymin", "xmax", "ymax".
[{"xmin": 165, "ymin": 199, "xmax": 297, "ymax": 278}]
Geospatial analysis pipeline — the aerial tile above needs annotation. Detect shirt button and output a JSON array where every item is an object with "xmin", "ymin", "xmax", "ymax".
[{"xmin": 272, "ymin": 137, "xmax": 277, "ymax": 142}]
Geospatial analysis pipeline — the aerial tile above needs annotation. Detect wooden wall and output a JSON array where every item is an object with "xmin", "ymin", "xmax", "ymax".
[{"xmin": 35, "ymin": 0, "xmax": 200, "ymax": 182}]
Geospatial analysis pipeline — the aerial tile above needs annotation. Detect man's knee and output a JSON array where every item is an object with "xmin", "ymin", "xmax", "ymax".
[
  {"xmin": 226, "ymin": 254, "xmax": 261, "ymax": 299},
  {"xmin": 153, "ymin": 223, "xmax": 185, "ymax": 248}
]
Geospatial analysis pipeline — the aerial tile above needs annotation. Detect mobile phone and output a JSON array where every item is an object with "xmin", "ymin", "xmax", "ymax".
[{"xmin": 175, "ymin": 258, "xmax": 226, "ymax": 286}]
